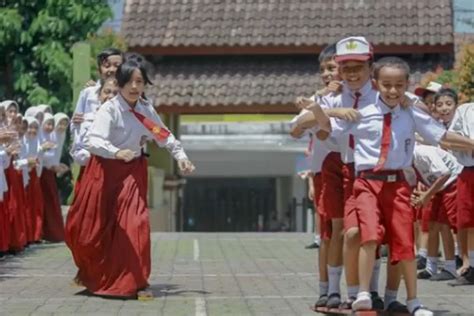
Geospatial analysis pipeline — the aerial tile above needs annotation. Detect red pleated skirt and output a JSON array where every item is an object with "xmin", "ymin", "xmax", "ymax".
[
  {"xmin": 40, "ymin": 168, "xmax": 64, "ymax": 242},
  {"xmin": 65, "ymin": 155, "xmax": 150, "ymax": 297},
  {"xmin": 0, "ymin": 200, "xmax": 8, "ymax": 251},
  {"xmin": 27, "ymin": 169, "xmax": 44, "ymax": 242},
  {"xmin": 5, "ymin": 165, "xmax": 27, "ymax": 251}
]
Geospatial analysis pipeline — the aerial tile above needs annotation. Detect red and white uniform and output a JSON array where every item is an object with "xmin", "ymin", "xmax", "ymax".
[
  {"xmin": 449, "ymin": 103, "xmax": 474, "ymax": 230},
  {"xmin": 331, "ymin": 94, "xmax": 446, "ymax": 263},
  {"xmin": 65, "ymin": 94, "xmax": 187, "ymax": 297}
]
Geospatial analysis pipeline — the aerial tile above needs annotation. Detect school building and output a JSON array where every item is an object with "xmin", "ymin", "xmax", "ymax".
[{"xmin": 118, "ymin": 0, "xmax": 471, "ymax": 232}]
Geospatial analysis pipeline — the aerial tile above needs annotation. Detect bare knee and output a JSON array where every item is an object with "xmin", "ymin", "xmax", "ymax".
[{"xmin": 345, "ymin": 227, "xmax": 360, "ymax": 246}]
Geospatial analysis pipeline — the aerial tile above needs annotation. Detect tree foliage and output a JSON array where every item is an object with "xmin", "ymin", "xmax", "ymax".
[
  {"xmin": 455, "ymin": 43, "xmax": 474, "ymax": 104},
  {"xmin": 0, "ymin": 0, "xmax": 112, "ymax": 113}
]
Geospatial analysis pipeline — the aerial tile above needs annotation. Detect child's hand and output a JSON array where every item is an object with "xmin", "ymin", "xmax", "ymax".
[
  {"xmin": 316, "ymin": 129, "xmax": 330, "ymax": 141},
  {"xmin": 27, "ymin": 157, "xmax": 38, "ymax": 168},
  {"xmin": 41, "ymin": 141, "xmax": 56, "ymax": 151},
  {"xmin": 330, "ymin": 108, "xmax": 361, "ymax": 122},
  {"xmin": 178, "ymin": 159, "xmax": 195, "ymax": 175},
  {"xmin": 326, "ymin": 81, "xmax": 343, "ymax": 94},
  {"xmin": 72, "ymin": 113, "xmax": 84, "ymax": 125},
  {"xmin": 84, "ymin": 80, "xmax": 96, "ymax": 88},
  {"xmin": 295, "ymin": 97, "xmax": 314, "ymax": 110}
]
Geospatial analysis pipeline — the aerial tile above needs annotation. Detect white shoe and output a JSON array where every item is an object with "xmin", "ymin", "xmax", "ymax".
[
  {"xmin": 352, "ymin": 292, "xmax": 372, "ymax": 311},
  {"xmin": 413, "ymin": 306, "xmax": 433, "ymax": 316}
]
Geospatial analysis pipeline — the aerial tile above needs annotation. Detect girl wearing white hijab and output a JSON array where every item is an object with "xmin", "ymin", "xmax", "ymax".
[{"xmin": 38, "ymin": 113, "xmax": 64, "ymax": 242}]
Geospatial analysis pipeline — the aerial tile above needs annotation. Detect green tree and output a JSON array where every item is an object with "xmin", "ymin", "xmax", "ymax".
[
  {"xmin": 455, "ymin": 43, "xmax": 474, "ymax": 103},
  {"xmin": 0, "ymin": 0, "xmax": 112, "ymax": 113}
]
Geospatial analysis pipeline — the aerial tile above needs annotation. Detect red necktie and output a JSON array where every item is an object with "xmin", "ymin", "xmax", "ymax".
[
  {"xmin": 130, "ymin": 109, "xmax": 171, "ymax": 142},
  {"xmin": 373, "ymin": 112, "xmax": 392, "ymax": 171},
  {"xmin": 348, "ymin": 92, "xmax": 361, "ymax": 149}
]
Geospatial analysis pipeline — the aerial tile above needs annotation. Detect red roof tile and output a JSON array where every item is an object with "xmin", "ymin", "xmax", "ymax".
[{"xmin": 123, "ymin": 0, "xmax": 453, "ymax": 48}]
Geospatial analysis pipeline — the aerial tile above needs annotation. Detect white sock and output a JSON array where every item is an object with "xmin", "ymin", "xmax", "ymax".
[
  {"xmin": 469, "ymin": 250, "xmax": 474, "ymax": 268},
  {"xmin": 314, "ymin": 234, "xmax": 321, "ymax": 244},
  {"xmin": 426, "ymin": 256, "xmax": 438, "ymax": 275},
  {"xmin": 444, "ymin": 260, "xmax": 457, "ymax": 276},
  {"xmin": 319, "ymin": 281, "xmax": 329, "ymax": 296},
  {"xmin": 347, "ymin": 285, "xmax": 359, "ymax": 299},
  {"xmin": 407, "ymin": 298, "xmax": 421, "ymax": 314},
  {"xmin": 418, "ymin": 248, "xmax": 427, "ymax": 258},
  {"xmin": 384, "ymin": 288, "xmax": 398, "ymax": 310},
  {"xmin": 455, "ymin": 242, "xmax": 460, "ymax": 257},
  {"xmin": 370, "ymin": 258, "xmax": 381, "ymax": 293},
  {"xmin": 327, "ymin": 265, "xmax": 342, "ymax": 295}
]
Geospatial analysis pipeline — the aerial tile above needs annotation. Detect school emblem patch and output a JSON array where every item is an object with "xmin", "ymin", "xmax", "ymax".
[{"xmin": 346, "ymin": 40, "xmax": 358, "ymax": 51}]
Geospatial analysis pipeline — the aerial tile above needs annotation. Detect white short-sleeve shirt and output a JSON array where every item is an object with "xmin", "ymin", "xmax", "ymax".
[{"xmin": 449, "ymin": 103, "xmax": 474, "ymax": 167}]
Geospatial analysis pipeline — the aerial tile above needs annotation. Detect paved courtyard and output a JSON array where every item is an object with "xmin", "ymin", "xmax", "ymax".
[{"xmin": 0, "ymin": 233, "xmax": 472, "ymax": 315}]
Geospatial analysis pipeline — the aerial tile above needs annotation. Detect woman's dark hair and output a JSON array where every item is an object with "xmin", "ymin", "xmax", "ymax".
[
  {"xmin": 434, "ymin": 88, "xmax": 458, "ymax": 105},
  {"xmin": 372, "ymin": 56, "xmax": 410, "ymax": 80},
  {"xmin": 96, "ymin": 48, "xmax": 123, "ymax": 68},
  {"xmin": 115, "ymin": 59, "xmax": 153, "ymax": 88}
]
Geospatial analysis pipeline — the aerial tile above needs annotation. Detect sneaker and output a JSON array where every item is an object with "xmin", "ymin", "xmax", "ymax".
[
  {"xmin": 305, "ymin": 242, "xmax": 319, "ymax": 249},
  {"xmin": 430, "ymin": 268, "xmax": 456, "ymax": 281},
  {"xmin": 314, "ymin": 294, "xmax": 328, "ymax": 308},
  {"xmin": 326, "ymin": 293, "xmax": 341, "ymax": 309},
  {"xmin": 412, "ymin": 305, "xmax": 433, "ymax": 316},
  {"xmin": 339, "ymin": 297, "xmax": 356, "ymax": 309},
  {"xmin": 352, "ymin": 293, "xmax": 372, "ymax": 311},
  {"xmin": 370, "ymin": 291, "xmax": 384, "ymax": 310},
  {"xmin": 417, "ymin": 256, "xmax": 427, "ymax": 270},
  {"xmin": 448, "ymin": 266, "xmax": 474, "ymax": 286},
  {"xmin": 417, "ymin": 269, "xmax": 433, "ymax": 280},
  {"xmin": 455, "ymin": 256, "xmax": 463, "ymax": 269},
  {"xmin": 386, "ymin": 300, "xmax": 409, "ymax": 313}
]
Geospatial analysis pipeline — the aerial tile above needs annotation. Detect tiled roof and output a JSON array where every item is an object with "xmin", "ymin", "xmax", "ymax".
[
  {"xmin": 123, "ymin": 0, "xmax": 453, "ymax": 48},
  {"xmin": 148, "ymin": 55, "xmax": 453, "ymax": 109}
]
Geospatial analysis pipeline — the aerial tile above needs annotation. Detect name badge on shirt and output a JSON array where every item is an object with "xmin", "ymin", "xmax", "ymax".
[{"xmin": 405, "ymin": 139, "xmax": 411, "ymax": 153}]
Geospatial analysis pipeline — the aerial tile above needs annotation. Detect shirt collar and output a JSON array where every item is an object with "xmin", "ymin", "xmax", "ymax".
[
  {"xmin": 377, "ymin": 93, "xmax": 401, "ymax": 114},
  {"xmin": 116, "ymin": 93, "xmax": 145, "ymax": 112},
  {"xmin": 342, "ymin": 79, "xmax": 374, "ymax": 99}
]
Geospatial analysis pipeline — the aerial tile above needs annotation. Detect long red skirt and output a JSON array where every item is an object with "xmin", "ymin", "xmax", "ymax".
[
  {"xmin": 5, "ymin": 165, "xmax": 27, "ymax": 251},
  {"xmin": 27, "ymin": 169, "xmax": 44, "ymax": 242},
  {"xmin": 0, "ymin": 201, "xmax": 8, "ymax": 251},
  {"xmin": 65, "ymin": 155, "xmax": 150, "ymax": 297},
  {"xmin": 40, "ymin": 169, "xmax": 64, "ymax": 242}
]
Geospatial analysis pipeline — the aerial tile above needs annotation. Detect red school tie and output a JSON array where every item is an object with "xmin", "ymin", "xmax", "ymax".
[
  {"xmin": 129, "ymin": 109, "xmax": 171, "ymax": 142},
  {"xmin": 373, "ymin": 112, "xmax": 392, "ymax": 172},
  {"xmin": 348, "ymin": 92, "xmax": 361, "ymax": 149}
]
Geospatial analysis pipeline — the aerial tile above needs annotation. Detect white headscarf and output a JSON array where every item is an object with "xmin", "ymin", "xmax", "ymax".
[
  {"xmin": 40, "ymin": 113, "xmax": 55, "ymax": 143},
  {"xmin": 52, "ymin": 113, "xmax": 69, "ymax": 165},
  {"xmin": 36, "ymin": 104, "xmax": 52, "ymax": 114},
  {"xmin": 24, "ymin": 117, "xmax": 43, "ymax": 177}
]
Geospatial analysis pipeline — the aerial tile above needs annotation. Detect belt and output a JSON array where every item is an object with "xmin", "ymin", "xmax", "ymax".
[{"xmin": 358, "ymin": 169, "xmax": 405, "ymax": 183}]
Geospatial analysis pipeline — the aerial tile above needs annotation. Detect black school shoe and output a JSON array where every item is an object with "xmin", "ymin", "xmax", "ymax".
[
  {"xmin": 371, "ymin": 292, "xmax": 384, "ymax": 310},
  {"xmin": 417, "ymin": 256, "xmax": 427, "ymax": 270},
  {"xmin": 386, "ymin": 301, "xmax": 409, "ymax": 313},
  {"xmin": 448, "ymin": 266, "xmax": 474, "ymax": 286},
  {"xmin": 326, "ymin": 293, "xmax": 341, "ymax": 309},
  {"xmin": 339, "ymin": 297, "xmax": 356, "ymax": 309},
  {"xmin": 305, "ymin": 242, "xmax": 320, "ymax": 249},
  {"xmin": 417, "ymin": 269, "xmax": 433, "ymax": 280},
  {"xmin": 430, "ymin": 269, "xmax": 456, "ymax": 281},
  {"xmin": 314, "ymin": 294, "xmax": 328, "ymax": 308}
]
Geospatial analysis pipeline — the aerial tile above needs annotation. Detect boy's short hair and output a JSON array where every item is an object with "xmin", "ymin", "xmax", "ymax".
[
  {"xmin": 97, "ymin": 48, "xmax": 123, "ymax": 68},
  {"xmin": 372, "ymin": 56, "xmax": 410, "ymax": 80},
  {"xmin": 318, "ymin": 44, "xmax": 337, "ymax": 63},
  {"xmin": 434, "ymin": 88, "xmax": 458, "ymax": 105}
]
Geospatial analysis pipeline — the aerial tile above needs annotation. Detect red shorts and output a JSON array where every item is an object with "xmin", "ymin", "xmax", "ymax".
[
  {"xmin": 353, "ymin": 175, "xmax": 414, "ymax": 264},
  {"xmin": 313, "ymin": 173, "xmax": 330, "ymax": 240},
  {"xmin": 457, "ymin": 167, "xmax": 474, "ymax": 229},
  {"xmin": 320, "ymin": 152, "xmax": 344, "ymax": 220},
  {"xmin": 342, "ymin": 163, "xmax": 358, "ymax": 231},
  {"xmin": 429, "ymin": 181, "xmax": 457, "ymax": 229},
  {"xmin": 418, "ymin": 203, "xmax": 432, "ymax": 233}
]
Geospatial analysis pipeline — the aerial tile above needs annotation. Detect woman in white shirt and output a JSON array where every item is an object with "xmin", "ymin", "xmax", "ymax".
[{"xmin": 65, "ymin": 58, "xmax": 195, "ymax": 300}]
